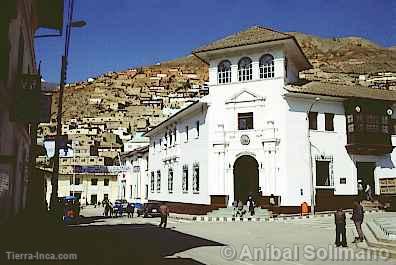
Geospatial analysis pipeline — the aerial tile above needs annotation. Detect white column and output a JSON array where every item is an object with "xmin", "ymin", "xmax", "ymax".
[
  {"xmin": 208, "ymin": 66, "xmax": 217, "ymax": 86},
  {"xmin": 231, "ymin": 65, "xmax": 238, "ymax": 83},
  {"xmin": 252, "ymin": 61, "xmax": 260, "ymax": 80},
  {"xmin": 225, "ymin": 154, "xmax": 233, "ymax": 205},
  {"xmin": 274, "ymin": 58, "xmax": 285, "ymax": 79},
  {"xmin": 219, "ymin": 151, "xmax": 225, "ymax": 194}
]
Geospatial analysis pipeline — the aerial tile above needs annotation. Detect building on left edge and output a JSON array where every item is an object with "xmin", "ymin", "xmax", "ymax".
[{"xmin": 0, "ymin": 0, "xmax": 64, "ymax": 223}]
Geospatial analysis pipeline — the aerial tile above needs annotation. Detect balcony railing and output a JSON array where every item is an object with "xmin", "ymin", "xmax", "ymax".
[
  {"xmin": 346, "ymin": 132, "xmax": 393, "ymax": 155},
  {"xmin": 12, "ymin": 74, "xmax": 51, "ymax": 123}
]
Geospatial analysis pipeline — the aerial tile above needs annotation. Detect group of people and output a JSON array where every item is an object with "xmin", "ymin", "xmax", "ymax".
[
  {"xmin": 334, "ymin": 199, "xmax": 365, "ymax": 247},
  {"xmin": 233, "ymin": 195, "xmax": 256, "ymax": 217},
  {"xmin": 102, "ymin": 199, "xmax": 135, "ymax": 218}
]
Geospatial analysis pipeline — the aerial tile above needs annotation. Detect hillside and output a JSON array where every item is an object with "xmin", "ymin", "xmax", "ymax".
[
  {"xmin": 289, "ymin": 32, "xmax": 396, "ymax": 74},
  {"xmin": 51, "ymin": 55, "xmax": 208, "ymax": 126},
  {"xmin": 51, "ymin": 31, "xmax": 396, "ymax": 131}
]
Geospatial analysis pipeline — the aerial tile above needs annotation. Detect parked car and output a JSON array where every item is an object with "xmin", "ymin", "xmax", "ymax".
[
  {"xmin": 137, "ymin": 202, "xmax": 161, "ymax": 217},
  {"xmin": 114, "ymin": 199, "xmax": 128, "ymax": 211}
]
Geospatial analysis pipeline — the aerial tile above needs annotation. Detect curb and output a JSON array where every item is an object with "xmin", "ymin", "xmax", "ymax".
[
  {"xmin": 169, "ymin": 209, "xmax": 383, "ymax": 223},
  {"xmin": 354, "ymin": 222, "xmax": 396, "ymax": 260}
]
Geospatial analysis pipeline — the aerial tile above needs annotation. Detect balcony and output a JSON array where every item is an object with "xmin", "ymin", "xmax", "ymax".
[
  {"xmin": 344, "ymin": 99, "xmax": 394, "ymax": 155},
  {"xmin": 11, "ymin": 74, "xmax": 41, "ymax": 122},
  {"xmin": 36, "ymin": 0, "xmax": 64, "ymax": 31},
  {"xmin": 346, "ymin": 132, "xmax": 393, "ymax": 155}
]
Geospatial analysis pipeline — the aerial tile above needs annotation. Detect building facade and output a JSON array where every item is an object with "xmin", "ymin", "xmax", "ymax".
[
  {"xmin": 117, "ymin": 145, "xmax": 149, "ymax": 203},
  {"xmin": 145, "ymin": 26, "xmax": 396, "ymax": 214},
  {"xmin": 0, "ymin": 0, "xmax": 63, "ymax": 222},
  {"xmin": 46, "ymin": 172, "xmax": 118, "ymax": 206},
  {"xmin": 42, "ymin": 138, "xmax": 120, "ymax": 205}
]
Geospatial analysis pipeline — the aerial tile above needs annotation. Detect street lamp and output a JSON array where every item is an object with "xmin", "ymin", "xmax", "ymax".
[
  {"xmin": 307, "ymin": 97, "xmax": 320, "ymax": 215},
  {"xmin": 50, "ymin": 0, "xmax": 86, "ymax": 212},
  {"xmin": 70, "ymin": 20, "xmax": 87, "ymax": 28}
]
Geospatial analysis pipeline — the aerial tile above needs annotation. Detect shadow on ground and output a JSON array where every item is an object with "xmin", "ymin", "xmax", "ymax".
[{"xmin": 0, "ymin": 215, "xmax": 223, "ymax": 265}]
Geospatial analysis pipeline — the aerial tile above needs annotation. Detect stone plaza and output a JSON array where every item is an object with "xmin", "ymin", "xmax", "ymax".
[{"xmin": 56, "ymin": 206, "xmax": 396, "ymax": 265}]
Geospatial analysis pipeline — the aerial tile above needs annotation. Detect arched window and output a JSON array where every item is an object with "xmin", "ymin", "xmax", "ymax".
[
  {"xmin": 238, "ymin": 57, "xmax": 252, "ymax": 81},
  {"xmin": 259, "ymin": 54, "xmax": 275, "ymax": 79},
  {"xmin": 217, "ymin": 60, "xmax": 231, "ymax": 84}
]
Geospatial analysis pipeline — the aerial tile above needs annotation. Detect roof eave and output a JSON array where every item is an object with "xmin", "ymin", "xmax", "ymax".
[
  {"xmin": 144, "ymin": 101, "xmax": 205, "ymax": 137},
  {"xmin": 290, "ymin": 36, "xmax": 313, "ymax": 70},
  {"xmin": 192, "ymin": 36, "xmax": 293, "ymax": 55},
  {"xmin": 284, "ymin": 84, "xmax": 396, "ymax": 102},
  {"xmin": 193, "ymin": 36, "xmax": 312, "ymax": 71},
  {"xmin": 283, "ymin": 89, "xmax": 345, "ymax": 102}
]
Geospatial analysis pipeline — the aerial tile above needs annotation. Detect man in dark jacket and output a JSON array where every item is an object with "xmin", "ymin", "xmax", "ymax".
[
  {"xmin": 247, "ymin": 195, "xmax": 255, "ymax": 216},
  {"xmin": 127, "ymin": 203, "xmax": 135, "ymax": 218},
  {"xmin": 351, "ymin": 200, "xmax": 364, "ymax": 243},
  {"xmin": 334, "ymin": 208, "xmax": 347, "ymax": 247},
  {"xmin": 159, "ymin": 202, "xmax": 169, "ymax": 228}
]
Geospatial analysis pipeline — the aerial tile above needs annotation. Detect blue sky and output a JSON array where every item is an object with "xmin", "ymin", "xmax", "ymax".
[{"xmin": 35, "ymin": 0, "xmax": 396, "ymax": 83}]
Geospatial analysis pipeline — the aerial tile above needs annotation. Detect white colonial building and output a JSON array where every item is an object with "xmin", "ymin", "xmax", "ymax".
[
  {"xmin": 144, "ymin": 26, "xmax": 396, "ymax": 214},
  {"xmin": 117, "ymin": 145, "xmax": 149, "ymax": 203}
]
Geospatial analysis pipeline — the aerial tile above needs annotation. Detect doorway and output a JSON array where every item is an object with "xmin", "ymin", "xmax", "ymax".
[
  {"xmin": 233, "ymin": 155, "xmax": 259, "ymax": 202},
  {"xmin": 90, "ymin": 194, "xmax": 97, "ymax": 205},
  {"xmin": 356, "ymin": 162, "xmax": 376, "ymax": 194},
  {"xmin": 71, "ymin": 192, "xmax": 82, "ymax": 201}
]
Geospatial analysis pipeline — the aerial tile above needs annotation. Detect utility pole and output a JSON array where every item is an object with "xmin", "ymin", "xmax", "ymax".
[{"xmin": 49, "ymin": 0, "xmax": 86, "ymax": 211}]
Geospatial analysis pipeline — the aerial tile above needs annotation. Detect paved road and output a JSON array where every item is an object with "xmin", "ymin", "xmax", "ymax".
[
  {"xmin": 80, "ymin": 207, "xmax": 393, "ymax": 265},
  {"xmin": 0, "ymin": 207, "xmax": 393, "ymax": 265},
  {"xmin": 170, "ymin": 217, "xmax": 393, "ymax": 265}
]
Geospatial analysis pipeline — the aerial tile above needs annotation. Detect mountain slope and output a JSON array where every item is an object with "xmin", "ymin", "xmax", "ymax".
[
  {"xmin": 54, "ymin": 31, "xmax": 396, "ymax": 125},
  {"xmin": 288, "ymin": 32, "xmax": 396, "ymax": 74}
]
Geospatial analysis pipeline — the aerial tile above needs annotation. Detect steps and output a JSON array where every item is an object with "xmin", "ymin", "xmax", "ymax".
[
  {"xmin": 206, "ymin": 207, "xmax": 272, "ymax": 218},
  {"xmin": 361, "ymin": 200, "xmax": 382, "ymax": 210},
  {"xmin": 353, "ymin": 218, "xmax": 396, "ymax": 259}
]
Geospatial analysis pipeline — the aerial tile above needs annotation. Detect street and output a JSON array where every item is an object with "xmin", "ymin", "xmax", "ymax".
[{"xmin": 1, "ymin": 206, "xmax": 393, "ymax": 265}]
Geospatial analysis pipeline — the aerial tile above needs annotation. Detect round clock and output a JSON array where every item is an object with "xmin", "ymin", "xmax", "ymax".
[{"xmin": 240, "ymin": 135, "xmax": 250, "ymax": 145}]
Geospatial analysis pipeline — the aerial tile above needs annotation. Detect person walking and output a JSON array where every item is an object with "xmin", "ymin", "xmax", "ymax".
[
  {"xmin": 109, "ymin": 202, "xmax": 114, "ymax": 217},
  {"xmin": 334, "ymin": 208, "xmax": 347, "ymax": 247},
  {"xmin": 159, "ymin": 202, "xmax": 169, "ymax": 228},
  {"xmin": 127, "ymin": 203, "xmax": 135, "ymax": 218},
  {"xmin": 232, "ymin": 201, "xmax": 238, "ymax": 217},
  {"xmin": 104, "ymin": 201, "xmax": 110, "ymax": 217},
  {"xmin": 247, "ymin": 195, "xmax": 255, "ymax": 216},
  {"xmin": 365, "ymin": 184, "xmax": 373, "ymax": 201},
  {"xmin": 351, "ymin": 200, "xmax": 364, "ymax": 243},
  {"xmin": 357, "ymin": 180, "xmax": 364, "ymax": 201}
]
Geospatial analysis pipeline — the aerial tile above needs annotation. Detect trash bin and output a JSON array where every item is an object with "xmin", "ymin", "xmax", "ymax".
[{"xmin": 301, "ymin": 202, "xmax": 309, "ymax": 216}]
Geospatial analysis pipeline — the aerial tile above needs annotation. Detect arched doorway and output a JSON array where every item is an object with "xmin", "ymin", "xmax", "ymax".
[{"xmin": 233, "ymin": 155, "xmax": 259, "ymax": 202}]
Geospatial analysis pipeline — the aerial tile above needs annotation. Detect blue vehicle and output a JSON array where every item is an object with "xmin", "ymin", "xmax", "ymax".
[
  {"xmin": 62, "ymin": 196, "xmax": 80, "ymax": 223},
  {"xmin": 134, "ymin": 202, "xmax": 144, "ymax": 216}
]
